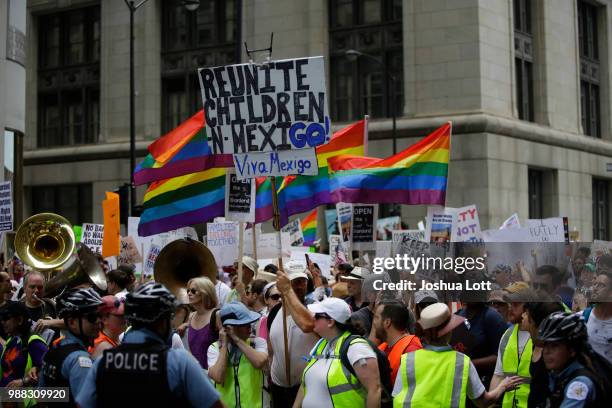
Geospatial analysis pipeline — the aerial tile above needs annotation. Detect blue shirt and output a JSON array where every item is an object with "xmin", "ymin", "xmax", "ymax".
[
  {"xmin": 548, "ymin": 361, "xmax": 596, "ymax": 408},
  {"xmin": 75, "ymin": 327, "xmax": 220, "ymax": 408},
  {"xmin": 38, "ymin": 331, "xmax": 93, "ymax": 393}
]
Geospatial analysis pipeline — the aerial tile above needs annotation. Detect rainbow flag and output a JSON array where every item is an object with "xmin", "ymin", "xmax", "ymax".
[
  {"xmin": 278, "ymin": 120, "xmax": 366, "ymax": 217},
  {"xmin": 301, "ymin": 209, "xmax": 317, "ymax": 246},
  {"xmin": 138, "ymin": 167, "xmax": 226, "ymax": 236},
  {"xmin": 133, "ymin": 110, "xmax": 232, "ymax": 185},
  {"xmin": 255, "ymin": 177, "xmax": 288, "ymax": 226},
  {"xmin": 328, "ymin": 122, "xmax": 451, "ymax": 206}
]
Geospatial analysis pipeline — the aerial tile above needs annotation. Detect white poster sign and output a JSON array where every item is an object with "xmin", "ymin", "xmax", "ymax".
[
  {"xmin": 225, "ymin": 170, "xmax": 256, "ymax": 222},
  {"xmin": 281, "ymin": 219, "xmax": 304, "ymax": 247},
  {"xmin": 206, "ymin": 221, "xmax": 239, "ymax": 267},
  {"xmin": 233, "ymin": 148, "xmax": 318, "ymax": 179},
  {"xmin": 451, "ymin": 205, "xmax": 483, "ymax": 242},
  {"xmin": 526, "ymin": 218, "xmax": 566, "ymax": 243},
  {"xmin": 0, "ymin": 181, "xmax": 12, "ymax": 232},
  {"xmin": 81, "ymin": 223, "xmax": 104, "ymax": 254},
  {"xmin": 198, "ymin": 56, "xmax": 330, "ymax": 154},
  {"xmin": 425, "ymin": 206, "xmax": 455, "ymax": 243}
]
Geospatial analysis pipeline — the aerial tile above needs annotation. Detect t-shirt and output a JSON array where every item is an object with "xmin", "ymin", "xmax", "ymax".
[
  {"xmin": 269, "ymin": 306, "xmax": 318, "ymax": 387},
  {"xmin": 23, "ymin": 300, "xmax": 56, "ymax": 322},
  {"xmin": 207, "ymin": 337, "xmax": 267, "ymax": 367},
  {"xmin": 585, "ymin": 309, "xmax": 612, "ymax": 364},
  {"xmin": 391, "ymin": 347, "xmax": 485, "ymax": 401},
  {"xmin": 494, "ymin": 328, "xmax": 531, "ymax": 376},
  {"xmin": 302, "ymin": 338, "xmax": 376, "ymax": 408}
]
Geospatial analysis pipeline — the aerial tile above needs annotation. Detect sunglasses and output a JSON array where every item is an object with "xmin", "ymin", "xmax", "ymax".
[
  {"xmin": 268, "ymin": 294, "xmax": 281, "ymax": 301},
  {"xmin": 314, "ymin": 313, "xmax": 331, "ymax": 320},
  {"xmin": 83, "ymin": 313, "xmax": 100, "ymax": 324},
  {"xmin": 187, "ymin": 288, "xmax": 200, "ymax": 295}
]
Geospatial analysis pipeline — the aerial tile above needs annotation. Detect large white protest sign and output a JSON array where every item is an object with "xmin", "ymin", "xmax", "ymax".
[
  {"xmin": 0, "ymin": 182, "xmax": 12, "ymax": 232},
  {"xmin": 198, "ymin": 56, "xmax": 330, "ymax": 154},
  {"xmin": 281, "ymin": 219, "xmax": 304, "ymax": 247},
  {"xmin": 526, "ymin": 218, "xmax": 566, "ymax": 243},
  {"xmin": 81, "ymin": 223, "xmax": 104, "ymax": 254},
  {"xmin": 352, "ymin": 204, "xmax": 378, "ymax": 250},
  {"xmin": 233, "ymin": 148, "xmax": 318, "ymax": 179},
  {"xmin": 225, "ymin": 171, "xmax": 256, "ymax": 222},
  {"xmin": 207, "ymin": 221, "xmax": 239, "ymax": 267},
  {"xmin": 425, "ymin": 206, "xmax": 455, "ymax": 243},
  {"xmin": 289, "ymin": 250, "xmax": 332, "ymax": 279},
  {"xmin": 337, "ymin": 203, "xmax": 353, "ymax": 244},
  {"xmin": 451, "ymin": 205, "xmax": 483, "ymax": 242}
]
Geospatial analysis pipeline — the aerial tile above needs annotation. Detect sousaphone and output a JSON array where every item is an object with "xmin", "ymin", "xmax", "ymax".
[
  {"xmin": 154, "ymin": 238, "xmax": 217, "ymax": 303},
  {"xmin": 15, "ymin": 213, "xmax": 107, "ymax": 298}
]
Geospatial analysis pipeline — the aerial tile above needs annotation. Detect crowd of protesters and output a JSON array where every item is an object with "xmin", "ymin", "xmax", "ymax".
[{"xmin": 0, "ymin": 245, "xmax": 610, "ymax": 408}]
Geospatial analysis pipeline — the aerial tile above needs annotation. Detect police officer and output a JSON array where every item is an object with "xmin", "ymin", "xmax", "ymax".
[
  {"xmin": 40, "ymin": 287, "xmax": 104, "ymax": 407},
  {"xmin": 75, "ymin": 282, "xmax": 223, "ymax": 408}
]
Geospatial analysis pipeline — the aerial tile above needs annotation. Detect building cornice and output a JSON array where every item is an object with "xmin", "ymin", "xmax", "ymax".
[{"xmin": 24, "ymin": 113, "xmax": 612, "ymax": 165}]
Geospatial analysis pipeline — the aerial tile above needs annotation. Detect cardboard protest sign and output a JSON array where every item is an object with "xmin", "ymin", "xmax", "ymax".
[
  {"xmin": 337, "ymin": 203, "xmax": 353, "ymax": 244},
  {"xmin": 352, "ymin": 204, "xmax": 378, "ymax": 250},
  {"xmin": 281, "ymin": 219, "xmax": 304, "ymax": 247},
  {"xmin": 225, "ymin": 171, "xmax": 256, "ymax": 222},
  {"xmin": 233, "ymin": 148, "xmax": 318, "ymax": 179},
  {"xmin": 206, "ymin": 221, "xmax": 239, "ymax": 267},
  {"xmin": 198, "ymin": 56, "xmax": 330, "ymax": 154},
  {"xmin": 425, "ymin": 206, "xmax": 455, "ymax": 243},
  {"xmin": 451, "ymin": 205, "xmax": 483, "ymax": 242},
  {"xmin": 377, "ymin": 216, "xmax": 401, "ymax": 240},
  {"xmin": 143, "ymin": 244, "xmax": 161, "ymax": 277},
  {"xmin": 118, "ymin": 236, "xmax": 143, "ymax": 265},
  {"xmin": 0, "ymin": 181, "xmax": 13, "ymax": 232},
  {"xmin": 500, "ymin": 213, "xmax": 521, "ymax": 229},
  {"xmin": 81, "ymin": 223, "xmax": 104, "ymax": 254}
]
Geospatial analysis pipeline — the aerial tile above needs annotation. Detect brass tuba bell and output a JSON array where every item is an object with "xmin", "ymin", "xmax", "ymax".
[
  {"xmin": 15, "ymin": 213, "xmax": 107, "ymax": 297},
  {"xmin": 154, "ymin": 238, "xmax": 218, "ymax": 302}
]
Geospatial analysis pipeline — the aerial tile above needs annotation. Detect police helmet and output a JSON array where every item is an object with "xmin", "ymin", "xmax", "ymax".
[
  {"xmin": 124, "ymin": 281, "xmax": 177, "ymax": 323},
  {"xmin": 538, "ymin": 311, "xmax": 587, "ymax": 343},
  {"xmin": 57, "ymin": 287, "xmax": 104, "ymax": 318}
]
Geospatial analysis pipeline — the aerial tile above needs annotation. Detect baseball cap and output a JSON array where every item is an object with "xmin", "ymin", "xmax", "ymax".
[
  {"xmin": 99, "ymin": 295, "xmax": 125, "ymax": 316},
  {"xmin": 220, "ymin": 301, "xmax": 261, "ymax": 326},
  {"xmin": 285, "ymin": 261, "xmax": 308, "ymax": 280},
  {"xmin": 418, "ymin": 303, "xmax": 465, "ymax": 337},
  {"xmin": 308, "ymin": 297, "xmax": 352, "ymax": 324}
]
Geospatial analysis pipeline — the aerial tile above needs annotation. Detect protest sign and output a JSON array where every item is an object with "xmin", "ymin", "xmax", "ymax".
[
  {"xmin": 0, "ymin": 181, "xmax": 12, "ymax": 232},
  {"xmin": 81, "ymin": 223, "xmax": 104, "ymax": 254},
  {"xmin": 392, "ymin": 230, "xmax": 426, "ymax": 255},
  {"xmin": 376, "ymin": 240, "xmax": 393, "ymax": 258},
  {"xmin": 329, "ymin": 234, "xmax": 348, "ymax": 266},
  {"xmin": 425, "ymin": 206, "xmax": 455, "ymax": 243},
  {"xmin": 500, "ymin": 213, "xmax": 521, "ymax": 229},
  {"xmin": 118, "ymin": 236, "xmax": 143, "ymax": 265},
  {"xmin": 526, "ymin": 218, "xmax": 566, "ymax": 243},
  {"xmin": 451, "ymin": 205, "xmax": 483, "ymax": 242},
  {"xmin": 198, "ymin": 56, "xmax": 330, "ymax": 154},
  {"xmin": 245, "ymin": 232, "xmax": 291, "ymax": 260},
  {"xmin": 325, "ymin": 209, "xmax": 339, "ymax": 238},
  {"xmin": 233, "ymin": 148, "xmax": 318, "ymax": 179},
  {"xmin": 281, "ymin": 219, "xmax": 304, "ymax": 247},
  {"xmin": 225, "ymin": 171, "xmax": 256, "ymax": 222},
  {"xmin": 337, "ymin": 203, "xmax": 353, "ymax": 244},
  {"xmin": 143, "ymin": 244, "xmax": 161, "ymax": 277},
  {"xmin": 207, "ymin": 221, "xmax": 239, "ymax": 267},
  {"xmin": 377, "ymin": 216, "xmax": 401, "ymax": 240},
  {"xmin": 352, "ymin": 204, "xmax": 378, "ymax": 250}
]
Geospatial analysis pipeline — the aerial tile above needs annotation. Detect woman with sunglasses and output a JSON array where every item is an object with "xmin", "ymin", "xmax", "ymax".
[
  {"xmin": 182, "ymin": 277, "xmax": 218, "ymax": 370},
  {"xmin": 0, "ymin": 301, "xmax": 48, "ymax": 388},
  {"xmin": 257, "ymin": 283, "xmax": 281, "ymax": 340},
  {"xmin": 294, "ymin": 297, "xmax": 381, "ymax": 408}
]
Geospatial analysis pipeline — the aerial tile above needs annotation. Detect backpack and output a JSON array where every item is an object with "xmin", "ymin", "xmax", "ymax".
[{"xmin": 339, "ymin": 334, "xmax": 393, "ymax": 408}]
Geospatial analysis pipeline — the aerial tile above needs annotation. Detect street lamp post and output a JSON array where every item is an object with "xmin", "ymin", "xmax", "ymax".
[{"xmin": 345, "ymin": 49, "xmax": 397, "ymax": 154}]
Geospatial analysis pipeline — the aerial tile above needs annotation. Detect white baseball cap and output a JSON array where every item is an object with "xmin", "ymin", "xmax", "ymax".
[
  {"xmin": 308, "ymin": 297, "xmax": 352, "ymax": 324},
  {"xmin": 284, "ymin": 260, "xmax": 308, "ymax": 280}
]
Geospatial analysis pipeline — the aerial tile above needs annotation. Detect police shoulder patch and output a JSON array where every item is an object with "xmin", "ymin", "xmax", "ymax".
[
  {"xmin": 566, "ymin": 381, "xmax": 589, "ymax": 401},
  {"xmin": 78, "ymin": 356, "xmax": 93, "ymax": 368}
]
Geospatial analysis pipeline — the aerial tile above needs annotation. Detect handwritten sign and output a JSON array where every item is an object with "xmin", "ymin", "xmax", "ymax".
[
  {"xmin": 143, "ymin": 244, "xmax": 161, "ymax": 277},
  {"xmin": 118, "ymin": 236, "xmax": 143, "ymax": 265},
  {"xmin": 207, "ymin": 221, "xmax": 239, "ymax": 267},
  {"xmin": 526, "ymin": 218, "xmax": 566, "ymax": 243},
  {"xmin": 198, "ymin": 57, "xmax": 330, "ymax": 154},
  {"xmin": 233, "ymin": 148, "xmax": 318, "ymax": 179},
  {"xmin": 81, "ymin": 223, "xmax": 104, "ymax": 254},
  {"xmin": 281, "ymin": 219, "xmax": 304, "ymax": 247},
  {"xmin": 225, "ymin": 171, "xmax": 256, "ymax": 222},
  {"xmin": 392, "ymin": 230, "xmax": 426, "ymax": 255},
  {"xmin": 0, "ymin": 182, "xmax": 12, "ymax": 232},
  {"xmin": 451, "ymin": 205, "xmax": 483, "ymax": 242}
]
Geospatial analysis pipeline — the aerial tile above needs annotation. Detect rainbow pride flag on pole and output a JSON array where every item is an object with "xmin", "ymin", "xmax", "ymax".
[
  {"xmin": 277, "ymin": 119, "xmax": 366, "ymax": 217},
  {"xmin": 301, "ymin": 209, "xmax": 317, "ymax": 246},
  {"xmin": 328, "ymin": 122, "xmax": 451, "ymax": 206},
  {"xmin": 138, "ymin": 167, "xmax": 226, "ymax": 236}
]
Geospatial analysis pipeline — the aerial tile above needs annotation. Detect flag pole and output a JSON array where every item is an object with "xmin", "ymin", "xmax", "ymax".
[
  {"xmin": 237, "ymin": 222, "xmax": 244, "ymax": 284},
  {"xmin": 270, "ymin": 176, "xmax": 291, "ymax": 385}
]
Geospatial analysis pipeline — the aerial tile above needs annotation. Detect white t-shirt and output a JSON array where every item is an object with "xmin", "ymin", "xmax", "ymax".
[
  {"xmin": 215, "ymin": 281, "xmax": 231, "ymax": 307},
  {"xmin": 586, "ymin": 309, "xmax": 612, "ymax": 364},
  {"xmin": 494, "ymin": 328, "xmax": 531, "ymax": 376},
  {"xmin": 269, "ymin": 307, "xmax": 319, "ymax": 387},
  {"xmin": 302, "ymin": 338, "xmax": 376, "ymax": 408},
  {"xmin": 207, "ymin": 337, "xmax": 268, "ymax": 367}
]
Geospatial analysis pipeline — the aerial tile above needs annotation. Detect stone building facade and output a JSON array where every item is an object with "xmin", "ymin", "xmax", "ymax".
[{"xmin": 22, "ymin": 0, "xmax": 612, "ymax": 240}]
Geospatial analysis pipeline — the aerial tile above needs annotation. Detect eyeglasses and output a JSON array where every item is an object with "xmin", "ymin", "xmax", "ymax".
[
  {"xmin": 83, "ymin": 313, "xmax": 100, "ymax": 324},
  {"xmin": 314, "ymin": 313, "xmax": 331, "ymax": 320},
  {"xmin": 187, "ymin": 288, "xmax": 199, "ymax": 295},
  {"xmin": 268, "ymin": 294, "xmax": 281, "ymax": 301}
]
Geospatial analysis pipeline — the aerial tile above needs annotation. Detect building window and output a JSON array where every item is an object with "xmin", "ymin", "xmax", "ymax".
[
  {"xmin": 329, "ymin": 0, "xmax": 403, "ymax": 121},
  {"xmin": 31, "ymin": 184, "xmax": 92, "ymax": 225},
  {"xmin": 578, "ymin": 1, "xmax": 600, "ymax": 137},
  {"xmin": 528, "ymin": 169, "xmax": 543, "ymax": 219},
  {"xmin": 37, "ymin": 6, "xmax": 100, "ymax": 147},
  {"xmin": 513, "ymin": 0, "xmax": 534, "ymax": 121},
  {"xmin": 592, "ymin": 179, "xmax": 609, "ymax": 240},
  {"xmin": 161, "ymin": 0, "xmax": 239, "ymax": 132}
]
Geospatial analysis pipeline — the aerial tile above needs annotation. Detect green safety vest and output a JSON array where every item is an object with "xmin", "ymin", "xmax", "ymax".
[
  {"xmin": 211, "ymin": 340, "xmax": 265, "ymax": 408},
  {"xmin": 394, "ymin": 348, "xmax": 469, "ymax": 408},
  {"xmin": 500, "ymin": 324, "xmax": 532, "ymax": 408},
  {"xmin": 301, "ymin": 331, "xmax": 368, "ymax": 407}
]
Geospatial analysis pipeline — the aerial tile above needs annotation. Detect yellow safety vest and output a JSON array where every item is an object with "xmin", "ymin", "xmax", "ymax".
[
  {"xmin": 302, "ymin": 331, "xmax": 368, "ymax": 407},
  {"xmin": 394, "ymin": 348, "xmax": 469, "ymax": 408},
  {"xmin": 500, "ymin": 324, "xmax": 532, "ymax": 408},
  {"xmin": 211, "ymin": 340, "xmax": 265, "ymax": 408}
]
